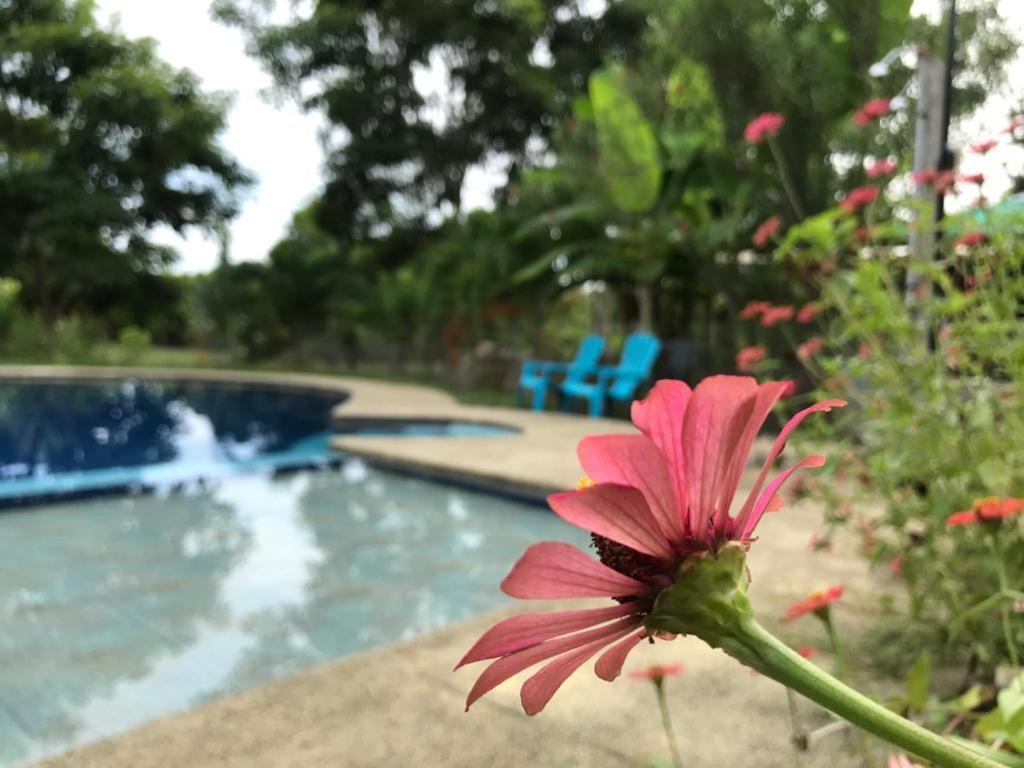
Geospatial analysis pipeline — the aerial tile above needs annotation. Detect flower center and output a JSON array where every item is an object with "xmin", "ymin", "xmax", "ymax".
[{"xmin": 591, "ymin": 533, "xmax": 666, "ymax": 589}]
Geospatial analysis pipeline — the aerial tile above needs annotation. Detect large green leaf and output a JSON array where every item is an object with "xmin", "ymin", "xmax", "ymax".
[{"xmin": 589, "ymin": 67, "xmax": 662, "ymax": 214}]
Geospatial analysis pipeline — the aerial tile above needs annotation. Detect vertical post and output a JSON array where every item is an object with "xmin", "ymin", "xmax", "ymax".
[{"xmin": 906, "ymin": 56, "xmax": 945, "ymax": 337}]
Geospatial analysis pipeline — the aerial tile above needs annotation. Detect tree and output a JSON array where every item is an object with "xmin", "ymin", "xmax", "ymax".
[
  {"xmin": 213, "ymin": 0, "xmax": 645, "ymax": 243},
  {"xmin": 0, "ymin": 0, "xmax": 248, "ymax": 332}
]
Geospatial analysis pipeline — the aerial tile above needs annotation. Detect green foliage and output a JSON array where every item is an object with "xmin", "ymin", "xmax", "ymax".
[
  {"xmin": 977, "ymin": 675, "xmax": 1024, "ymax": 754},
  {"xmin": 589, "ymin": 67, "xmax": 662, "ymax": 213}
]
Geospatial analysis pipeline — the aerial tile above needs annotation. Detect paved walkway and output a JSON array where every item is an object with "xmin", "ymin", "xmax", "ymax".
[{"xmin": 2, "ymin": 367, "xmax": 882, "ymax": 767}]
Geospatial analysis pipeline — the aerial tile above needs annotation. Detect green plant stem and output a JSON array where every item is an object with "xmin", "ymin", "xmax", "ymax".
[
  {"xmin": 767, "ymin": 136, "xmax": 806, "ymax": 220},
  {"xmin": 822, "ymin": 611, "xmax": 847, "ymax": 680},
  {"xmin": 722, "ymin": 618, "xmax": 1002, "ymax": 768},
  {"xmin": 785, "ymin": 686, "xmax": 809, "ymax": 752},
  {"xmin": 654, "ymin": 682, "xmax": 684, "ymax": 768},
  {"xmin": 990, "ymin": 535, "xmax": 1020, "ymax": 667}
]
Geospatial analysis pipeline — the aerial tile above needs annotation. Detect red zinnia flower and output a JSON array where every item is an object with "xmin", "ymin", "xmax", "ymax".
[
  {"xmin": 736, "ymin": 345, "xmax": 767, "ymax": 372},
  {"xmin": 970, "ymin": 139, "xmax": 998, "ymax": 155},
  {"xmin": 866, "ymin": 158, "xmax": 897, "ymax": 178},
  {"xmin": 796, "ymin": 336, "xmax": 825, "ymax": 360},
  {"xmin": 784, "ymin": 585, "xmax": 844, "ymax": 622},
  {"xmin": 760, "ymin": 305, "xmax": 795, "ymax": 327},
  {"xmin": 946, "ymin": 497, "xmax": 1024, "ymax": 527},
  {"xmin": 753, "ymin": 215, "xmax": 783, "ymax": 248},
  {"xmin": 851, "ymin": 98, "xmax": 891, "ymax": 126},
  {"xmin": 796, "ymin": 302, "xmax": 822, "ymax": 324},
  {"xmin": 458, "ymin": 377, "xmax": 844, "ymax": 714},
  {"xmin": 630, "ymin": 663, "xmax": 684, "ymax": 681},
  {"xmin": 745, "ymin": 112, "xmax": 785, "ymax": 143},
  {"xmin": 840, "ymin": 186, "xmax": 878, "ymax": 213},
  {"xmin": 955, "ymin": 231, "xmax": 987, "ymax": 248},
  {"xmin": 740, "ymin": 300, "xmax": 772, "ymax": 320}
]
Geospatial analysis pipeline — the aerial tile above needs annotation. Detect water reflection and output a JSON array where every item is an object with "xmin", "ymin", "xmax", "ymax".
[{"xmin": 0, "ymin": 461, "xmax": 586, "ymax": 766}]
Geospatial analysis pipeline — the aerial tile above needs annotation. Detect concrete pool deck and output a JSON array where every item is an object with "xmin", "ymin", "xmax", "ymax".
[{"xmin": 2, "ymin": 366, "xmax": 881, "ymax": 767}]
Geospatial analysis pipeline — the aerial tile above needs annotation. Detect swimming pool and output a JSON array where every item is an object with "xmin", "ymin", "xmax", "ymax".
[{"xmin": 0, "ymin": 379, "xmax": 582, "ymax": 766}]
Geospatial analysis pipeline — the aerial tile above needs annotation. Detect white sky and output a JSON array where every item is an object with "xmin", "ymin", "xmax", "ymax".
[{"xmin": 95, "ymin": 0, "xmax": 1024, "ymax": 275}]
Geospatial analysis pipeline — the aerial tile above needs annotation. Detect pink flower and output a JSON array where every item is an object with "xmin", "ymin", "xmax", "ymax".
[
  {"xmin": 960, "ymin": 172, "xmax": 984, "ymax": 186},
  {"xmin": 933, "ymin": 170, "xmax": 957, "ymax": 194},
  {"xmin": 760, "ymin": 305, "xmax": 795, "ymax": 327},
  {"xmin": 458, "ymin": 377, "xmax": 844, "ymax": 714},
  {"xmin": 736, "ymin": 345, "xmax": 767, "ymax": 372},
  {"xmin": 970, "ymin": 139, "xmax": 999, "ymax": 155},
  {"xmin": 630, "ymin": 663, "xmax": 684, "ymax": 682},
  {"xmin": 889, "ymin": 754, "xmax": 924, "ymax": 768},
  {"xmin": 797, "ymin": 646, "xmax": 816, "ymax": 660},
  {"xmin": 740, "ymin": 300, "xmax": 772, "ymax": 320},
  {"xmin": 911, "ymin": 169, "xmax": 937, "ymax": 185},
  {"xmin": 784, "ymin": 585, "xmax": 844, "ymax": 622},
  {"xmin": 796, "ymin": 336, "xmax": 825, "ymax": 360},
  {"xmin": 1005, "ymin": 116, "xmax": 1024, "ymax": 136},
  {"xmin": 745, "ymin": 112, "xmax": 785, "ymax": 143},
  {"xmin": 753, "ymin": 215, "xmax": 783, "ymax": 248},
  {"xmin": 946, "ymin": 497, "xmax": 1024, "ymax": 527},
  {"xmin": 796, "ymin": 302, "xmax": 822, "ymax": 324},
  {"xmin": 851, "ymin": 98, "xmax": 891, "ymax": 126},
  {"xmin": 955, "ymin": 231, "xmax": 987, "ymax": 248},
  {"xmin": 858, "ymin": 342, "xmax": 871, "ymax": 359},
  {"xmin": 866, "ymin": 157, "xmax": 897, "ymax": 178},
  {"xmin": 840, "ymin": 185, "xmax": 879, "ymax": 213},
  {"xmin": 888, "ymin": 557, "xmax": 904, "ymax": 576}
]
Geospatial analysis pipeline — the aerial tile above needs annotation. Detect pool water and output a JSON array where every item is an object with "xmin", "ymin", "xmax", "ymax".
[{"xmin": 0, "ymin": 380, "xmax": 583, "ymax": 766}]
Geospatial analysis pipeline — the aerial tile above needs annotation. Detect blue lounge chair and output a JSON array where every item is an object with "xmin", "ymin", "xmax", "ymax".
[
  {"xmin": 517, "ymin": 334, "xmax": 605, "ymax": 411},
  {"xmin": 559, "ymin": 332, "xmax": 662, "ymax": 417}
]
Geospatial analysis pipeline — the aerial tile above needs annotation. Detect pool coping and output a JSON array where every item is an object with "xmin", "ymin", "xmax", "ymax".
[{"xmin": 0, "ymin": 365, "xmax": 630, "ymax": 504}]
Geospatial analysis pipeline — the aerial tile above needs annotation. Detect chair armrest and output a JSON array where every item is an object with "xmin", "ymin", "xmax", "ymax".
[{"xmin": 595, "ymin": 366, "xmax": 647, "ymax": 382}]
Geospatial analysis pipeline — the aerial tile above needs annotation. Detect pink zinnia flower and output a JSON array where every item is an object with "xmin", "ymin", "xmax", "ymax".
[
  {"xmin": 970, "ymin": 139, "xmax": 998, "ymax": 155},
  {"xmin": 797, "ymin": 646, "xmax": 816, "ymax": 660},
  {"xmin": 955, "ymin": 231, "xmax": 986, "ymax": 248},
  {"xmin": 736, "ymin": 345, "xmax": 767, "ymax": 372},
  {"xmin": 630, "ymin": 663, "xmax": 684, "ymax": 681},
  {"xmin": 784, "ymin": 585, "xmax": 844, "ymax": 622},
  {"xmin": 851, "ymin": 98, "xmax": 891, "ymax": 126},
  {"xmin": 458, "ymin": 377, "xmax": 844, "ymax": 714},
  {"xmin": 840, "ymin": 186, "xmax": 878, "ymax": 213},
  {"xmin": 911, "ymin": 169, "xmax": 936, "ymax": 185},
  {"xmin": 866, "ymin": 157, "xmax": 897, "ymax": 178},
  {"xmin": 796, "ymin": 336, "xmax": 825, "ymax": 360},
  {"xmin": 740, "ymin": 300, "xmax": 772, "ymax": 320},
  {"xmin": 753, "ymin": 215, "xmax": 783, "ymax": 248},
  {"xmin": 960, "ymin": 172, "xmax": 984, "ymax": 186},
  {"xmin": 760, "ymin": 305, "xmax": 794, "ymax": 327},
  {"xmin": 946, "ymin": 497, "xmax": 1024, "ymax": 527},
  {"xmin": 1005, "ymin": 116, "xmax": 1024, "ymax": 136},
  {"xmin": 745, "ymin": 112, "xmax": 785, "ymax": 143},
  {"xmin": 796, "ymin": 302, "xmax": 822, "ymax": 324}
]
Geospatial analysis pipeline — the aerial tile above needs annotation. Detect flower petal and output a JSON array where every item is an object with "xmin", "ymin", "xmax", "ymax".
[
  {"xmin": 548, "ymin": 484, "xmax": 675, "ymax": 560},
  {"xmin": 714, "ymin": 380, "xmax": 791, "ymax": 535},
  {"xmin": 578, "ymin": 434, "xmax": 684, "ymax": 542},
  {"xmin": 464, "ymin": 617, "xmax": 642, "ymax": 710},
  {"xmin": 734, "ymin": 398, "xmax": 846, "ymax": 531},
  {"xmin": 520, "ymin": 625, "xmax": 638, "ymax": 715},
  {"xmin": 593, "ymin": 630, "xmax": 647, "ymax": 681},
  {"xmin": 740, "ymin": 454, "xmax": 826, "ymax": 538},
  {"xmin": 630, "ymin": 380, "xmax": 692, "ymax": 514},
  {"xmin": 455, "ymin": 603, "xmax": 638, "ymax": 669},
  {"xmin": 680, "ymin": 376, "xmax": 759, "ymax": 539},
  {"xmin": 501, "ymin": 542, "xmax": 650, "ymax": 599}
]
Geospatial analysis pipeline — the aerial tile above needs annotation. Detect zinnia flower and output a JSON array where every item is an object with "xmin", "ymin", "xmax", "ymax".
[
  {"xmin": 745, "ymin": 112, "xmax": 785, "ymax": 143},
  {"xmin": 955, "ymin": 231, "xmax": 987, "ymax": 248},
  {"xmin": 946, "ymin": 497, "xmax": 1024, "ymax": 527},
  {"xmin": 753, "ymin": 215, "xmax": 783, "ymax": 248},
  {"xmin": 960, "ymin": 172, "xmax": 984, "ymax": 186},
  {"xmin": 911, "ymin": 169, "xmax": 936, "ymax": 186},
  {"xmin": 970, "ymin": 139, "xmax": 998, "ymax": 155},
  {"xmin": 840, "ymin": 186, "xmax": 879, "ymax": 213},
  {"xmin": 458, "ymin": 377, "xmax": 844, "ymax": 714},
  {"xmin": 784, "ymin": 585, "xmax": 844, "ymax": 622},
  {"xmin": 796, "ymin": 336, "xmax": 825, "ymax": 361},
  {"xmin": 761, "ymin": 305, "xmax": 795, "ymax": 327},
  {"xmin": 851, "ymin": 98, "xmax": 891, "ymax": 126},
  {"xmin": 740, "ymin": 300, "xmax": 772, "ymax": 320},
  {"xmin": 736, "ymin": 345, "xmax": 767, "ymax": 372},
  {"xmin": 796, "ymin": 302, "xmax": 822, "ymax": 324},
  {"xmin": 630, "ymin": 663, "xmax": 684, "ymax": 681},
  {"xmin": 797, "ymin": 646, "xmax": 816, "ymax": 660},
  {"xmin": 866, "ymin": 157, "xmax": 897, "ymax": 178},
  {"xmin": 1005, "ymin": 116, "xmax": 1024, "ymax": 136}
]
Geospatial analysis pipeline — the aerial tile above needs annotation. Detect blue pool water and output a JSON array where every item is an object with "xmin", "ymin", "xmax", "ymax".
[{"xmin": 0, "ymin": 379, "xmax": 581, "ymax": 766}]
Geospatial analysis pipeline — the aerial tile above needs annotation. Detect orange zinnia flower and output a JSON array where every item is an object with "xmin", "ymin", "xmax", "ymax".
[
  {"xmin": 784, "ymin": 585, "xmax": 844, "ymax": 622},
  {"xmin": 946, "ymin": 497, "xmax": 1024, "ymax": 527}
]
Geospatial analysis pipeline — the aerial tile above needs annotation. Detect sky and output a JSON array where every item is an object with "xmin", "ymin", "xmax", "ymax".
[{"xmin": 94, "ymin": 0, "xmax": 1024, "ymax": 275}]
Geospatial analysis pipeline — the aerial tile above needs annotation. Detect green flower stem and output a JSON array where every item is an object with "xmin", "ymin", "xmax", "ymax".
[
  {"xmin": 785, "ymin": 686, "xmax": 809, "ymax": 752},
  {"xmin": 822, "ymin": 611, "xmax": 847, "ymax": 680},
  {"xmin": 990, "ymin": 534, "xmax": 1020, "ymax": 668},
  {"xmin": 654, "ymin": 681, "xmax": 683, "ymax": 768},
  {"xmin": 767, "ymin": 136, "xmax": 806, "ymax": 221},
  {"xmin": 724, "ymin": 617, "xmax": 1001, "ymax": 768}
]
